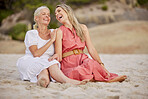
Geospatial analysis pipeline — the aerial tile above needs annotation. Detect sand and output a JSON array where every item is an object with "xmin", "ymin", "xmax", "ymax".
[
  {"xmin": 87, "ymin": 21, "xmax": 148, "ymax": 54},
  {"xmin": 0, "ymin": 54, "xmax": 148, "ymax": 99}
]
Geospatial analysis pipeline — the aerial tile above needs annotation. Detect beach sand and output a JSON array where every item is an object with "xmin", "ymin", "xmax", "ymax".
[{"xmin": 0, "ymin": 54, "xmax": 148, "ymax": 99}]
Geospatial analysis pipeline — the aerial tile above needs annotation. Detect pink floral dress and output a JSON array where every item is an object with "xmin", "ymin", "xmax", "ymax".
[{"xmin": 60, "ymin": 25, "xmax": 118, "ymax": 81}]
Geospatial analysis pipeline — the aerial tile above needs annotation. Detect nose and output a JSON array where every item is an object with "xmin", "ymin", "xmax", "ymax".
[
  {"xmin": 55, "ymin": 12, "xmax": 58, "ymax": 16},
  {"xmin": 45, "ymin": 14, "xmax": 49, "ymax": 18}
]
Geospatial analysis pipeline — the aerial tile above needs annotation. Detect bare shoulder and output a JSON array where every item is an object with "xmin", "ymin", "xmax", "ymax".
[
  {"xmin": 80, "ymin": 24, "xmax": 88, "ymax": 30},
  {"xmin": 80, "ymin": 24, "xmax": 89, "ymax": 36},
  {"xmin": 56, "ymin": 28, "xmax": 62, "ymax": 35},
  {"xmin": 57, "ymin": 28, "xmax": 62, "ymax": 33},
  {"xmin": 56, "ymin": 28, "xmax": 63, "ymax": 39}
]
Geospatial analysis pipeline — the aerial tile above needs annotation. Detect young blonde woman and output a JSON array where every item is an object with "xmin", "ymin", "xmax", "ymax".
[
  {"xmin": 55, "ymin": 4, "xmax": 127, "ymax": 82},
  {"xmin": 16, "ymin": 6, "xmax": 87, "ymax": 88}
]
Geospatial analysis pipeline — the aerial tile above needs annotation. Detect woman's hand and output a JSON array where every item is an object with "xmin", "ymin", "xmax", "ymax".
[
  {"xmin": 48, "ymin": 54, "xmax": 59, "ymax": 61},
  {"xmin": 101, "ymin": 64, "xmax": 111, "ymax": 78},
  {"xmin": 50, "ymin": 29, "xmax": 57, "ymax": 42}
]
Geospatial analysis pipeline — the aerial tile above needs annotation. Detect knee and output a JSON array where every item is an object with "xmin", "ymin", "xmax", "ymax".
[
  {"xmin": 48, "ymin": 63, "xmax": 59, "ymax": 70},
  {"xmin": 42, "ymin": 69, "xmax": 49, "ymax": 74}
]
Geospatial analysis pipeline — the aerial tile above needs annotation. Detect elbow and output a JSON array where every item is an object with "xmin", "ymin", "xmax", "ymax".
[{"xmin": 32, "ymin": 52, "xmax": 41, "ymax": 57}]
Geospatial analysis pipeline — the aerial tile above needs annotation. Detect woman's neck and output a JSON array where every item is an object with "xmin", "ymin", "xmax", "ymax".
[
  {"xmin": 63, "ymin": 20, "xmax": 73, "ymax": 30},
  {"xmin": 38, "ymin": 24, "xmax": 48, "ymax": 34}
]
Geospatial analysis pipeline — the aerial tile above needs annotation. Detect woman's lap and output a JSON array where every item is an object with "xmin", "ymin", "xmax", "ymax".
[
  {"xmin": 16, "ymin": 55, "xmax": 60, "ymax": 82},
  {"xmin": 62, "ymin": 56, "xmax": 118, "ymax": 81}
]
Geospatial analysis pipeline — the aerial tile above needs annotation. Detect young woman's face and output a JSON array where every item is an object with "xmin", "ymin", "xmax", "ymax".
[
  {"xmin": 55, "ymin": 7, "xmax": 68, "ymax": 24},
  {"xmin": 35, "ymin": 8, "xmax": 50, "ymax": 25}
]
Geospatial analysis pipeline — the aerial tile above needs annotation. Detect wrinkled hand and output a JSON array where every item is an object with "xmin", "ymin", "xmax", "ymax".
[
  {"xmin": 50, "ymin": 29, "xmax": 57, "ymax": 42},
  {"xmin": 48, "ymin": 54, "xmax": 59, "ymax": 61}
]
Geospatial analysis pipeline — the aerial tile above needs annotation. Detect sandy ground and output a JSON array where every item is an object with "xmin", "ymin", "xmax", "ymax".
[
  {"xmin": 0, "ymin": 40, "xmax": 25, "ymax": 54},
  {"xmin": 87, "ymin": 21, "xmax": 148, "ymax": 54},
  {"xmin": 0, "ymin": 54, "xmax": 148, "ymax": 99},
  {"xmin": 0, "ymin": 21, "xmax": 148, "ymax": 54}
]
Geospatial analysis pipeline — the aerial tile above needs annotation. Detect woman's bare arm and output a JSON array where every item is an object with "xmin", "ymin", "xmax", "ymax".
[
  {"xmin": 29, "ymin": 30, "xmax": 56, "ymax": 57},
  {"xmin": 55, "ymin": 28, "xmax": 63, "ymax": 62},
  {"xmin": 81, "ymin": 24, "xmax": 110, "ymax": 76},
  {"xmin": 81, "ymin": 24, "xmax": 102, "ymax": 63}
]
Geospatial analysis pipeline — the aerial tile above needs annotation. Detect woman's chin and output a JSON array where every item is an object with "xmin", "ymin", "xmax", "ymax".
[
  {"xmin": 58, "ymin": 20, "xmax": 64, "ymax": 24},
  {"xmin": 42, "ymin": 22, "xmax": 50, "ymax": 26}
]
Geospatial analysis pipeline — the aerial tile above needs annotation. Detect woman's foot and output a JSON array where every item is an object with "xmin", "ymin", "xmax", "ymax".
[
  {"xmin": 90, "ymin": 78, "xmax": 96, "ymax": 82},
  {"xmin": 66, "ymin": 78, "xmax": 90, "ymax": 85},
  {"xmin": 37, "ymin": 76, "xmax": 50, "ymax": 88},
  {"xmin": 108, "ymin": 75, "xmax": 127, "ymax": 83}
]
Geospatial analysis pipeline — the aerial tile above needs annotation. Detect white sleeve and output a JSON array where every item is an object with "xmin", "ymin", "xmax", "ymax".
[{"xmin": 24, "ymin": 30, "xmax": 38, "ymax": 48}]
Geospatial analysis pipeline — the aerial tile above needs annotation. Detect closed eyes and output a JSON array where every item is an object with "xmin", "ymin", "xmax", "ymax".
[
  {"xmin": 57, "ymin": 9, "xmax": 61, "ymax": 12},
  {"xmin": 41, "ymin": 12, "xmax": 50, "ymax": 16},
  {"xmin": 55, "ymin": 9, "xmax": 61, "ymax": 15}
]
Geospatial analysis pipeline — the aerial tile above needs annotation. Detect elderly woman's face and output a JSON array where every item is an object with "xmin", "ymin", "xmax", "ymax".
[
  {"xmin": 55, "ymin": 7, "xmax": 68, "ymax": 24},
  {"xmin": 36, "ymin": 8, "xmax": 50, "ymax": 25}
]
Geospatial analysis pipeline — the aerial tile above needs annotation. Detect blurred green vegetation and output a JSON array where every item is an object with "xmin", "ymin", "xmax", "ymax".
[
  {"xmin": 101, "ymin": 5, "xmax": 108, "ymax": 11},
  {"xmin": 98, "ymin": 0, "xmax": 108, "ymax": 4},
  {"xmin": 137, "ymin": 0, "xmax": 148, "ymax": 5},
  {"xmin": 0, "ymin": 0, "xmax": 147, "ymax": 40},
  {"xmin": 9, "ymin": 23, "xmax": 28, "ymax": 41},
  {"xmin": 67, "ymin": 0, "xmax": 92, "ymax": 5},
  {"xmin": 0, "ymin": 0, "xmax": 147, "ymax": 25},
  {"xmin": 0, "ymin": 10, "xmax": 13, "ymax": 25},
  {"xmin": 0, "ymin": 0, "xmax": 61, "ymax": 40},
  {"xmin": 137, "ymin": 0, "xmax": 148, "ymax": 9}
]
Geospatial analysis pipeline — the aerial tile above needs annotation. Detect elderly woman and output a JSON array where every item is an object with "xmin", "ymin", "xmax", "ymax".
[
  {"xmin": 55, "ymin": 4, "xmax": 127, "ymax": 82},
  {"xmin": 16, "ymin": 6, "xmax": 86, "ymax": 88}
]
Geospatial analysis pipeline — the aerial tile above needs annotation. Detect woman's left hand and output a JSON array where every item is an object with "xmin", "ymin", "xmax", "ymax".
[
  {"xmin": 101, "ymin": 64, "xmax": 111, "ymax": 78},
  {"xmin": 48, "ymin": 54, "xmax": 59, "ymax": 61}
]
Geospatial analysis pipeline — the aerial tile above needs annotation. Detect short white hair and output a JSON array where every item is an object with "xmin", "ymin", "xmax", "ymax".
[{"xmin": 34, "ymin": 6, "xmax": 50, "ymax": 22}]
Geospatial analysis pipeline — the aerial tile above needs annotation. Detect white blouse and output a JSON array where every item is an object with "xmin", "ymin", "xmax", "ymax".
[{"xmin": 24, "ymin": 29, "xmax": 54, "ymax": 58}]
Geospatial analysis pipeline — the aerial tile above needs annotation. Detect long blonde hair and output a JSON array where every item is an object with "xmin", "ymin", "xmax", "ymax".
[
  {"xmin": 56, "ymin": 4, "xmax": 85, "ymax": 42},
  {"xmin": 33, "ymin": 6, "xmax": 50, "ymax": 29}
]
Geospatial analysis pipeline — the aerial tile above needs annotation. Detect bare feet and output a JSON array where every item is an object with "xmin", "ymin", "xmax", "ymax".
[
  {"xmin": 90, "ymin": 78, "xmax": 96, "ymax": 82},
  {"xmin": 37, "ymin": 76, "xmax": 50, "ymax": 88},
  {"xmin": 66, "ymin": 79, "xmax": 90, "ymax": 85},
  {"xmin": 81, "ymin": 79, "xmax": 90, "ymax": 84},
  {"xmin": 108, "ymin": 75, "xmax": 127, "ymax": 83}
]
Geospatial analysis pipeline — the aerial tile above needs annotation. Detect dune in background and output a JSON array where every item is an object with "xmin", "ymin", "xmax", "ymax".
[
  {"xmin": 87, "ymin": 21, "xmax": 148, "ymax": 54},
  {"xmin": 0, "ymin": 21, "xmax": 148, "ymax": 54}
]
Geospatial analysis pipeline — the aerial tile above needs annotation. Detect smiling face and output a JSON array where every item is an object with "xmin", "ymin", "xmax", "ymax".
[
  {"xmin": 35, "ymin": 8, "xmax": 50, "ymax": 26},
  {"xmin": 55, "ymin": 7, "xmax": 68, "ymax": 24}
]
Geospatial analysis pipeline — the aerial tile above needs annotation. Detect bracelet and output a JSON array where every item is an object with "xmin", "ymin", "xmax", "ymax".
[{"xmin": 99, "ymin": 62, "xmax": 104, "ymax": 65}]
